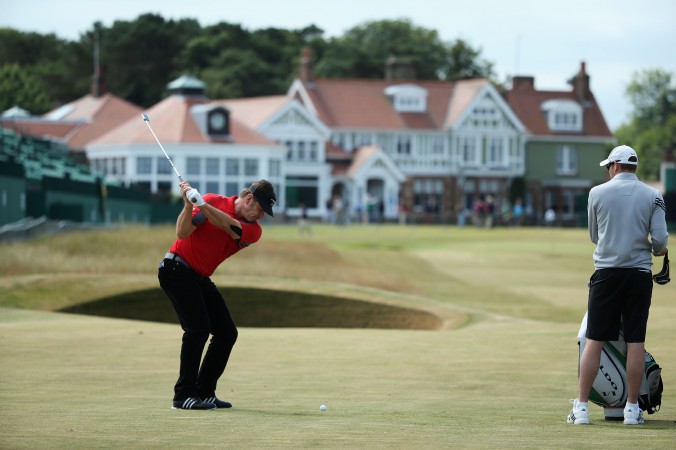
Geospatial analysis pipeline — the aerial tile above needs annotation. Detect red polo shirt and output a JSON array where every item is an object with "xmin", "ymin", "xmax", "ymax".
[{"xmin": 169, "ymin": 194, "xmax": 262, "ymax": 276}]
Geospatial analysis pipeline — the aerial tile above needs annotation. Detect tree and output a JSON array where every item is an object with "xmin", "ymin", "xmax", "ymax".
[
  {"xmin": 200, "ymin": 48, "xmax": 272, "ymax": 98},
  {"xmin": 615, "ymin": 69, "xmax": 676, "ymax": 180},
  {"xmin": 314, "ymin": 19, "xmax": 493, "ymax": 82},
  {"xmin": 315, "ymin": 19, "xmax": 448, "ymax": 79},
  {"xmin": 0, "ymin": 64, "xmax": 51, "ymax": 113},
  {"xmin": 625, "ymin": 69, "xmax": 675, "ymax": 127},
  {"xmin": 439, "ymin": 39, "xmax": 494, "ymax": 81},
  {"xmin": 88, "ymin": 14, "xmax": 202, "ymax": 107},
  {"xmin": 0, "ymin": 16, "xmax": 497, "ymax": 111},
  {"xmin": 0, "ymin": 28, "xmax": 90, "ymax": 108}
]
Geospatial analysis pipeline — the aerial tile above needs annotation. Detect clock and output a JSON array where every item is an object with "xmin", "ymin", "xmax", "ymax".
[{"xmin": 207, "ymin": 110, "xmax": 229, "ymax": 134}]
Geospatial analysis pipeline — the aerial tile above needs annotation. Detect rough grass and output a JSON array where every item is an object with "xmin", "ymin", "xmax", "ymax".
[{"xmin": 0, "ymin": 224, "xmax": 674, "ymax": 448}]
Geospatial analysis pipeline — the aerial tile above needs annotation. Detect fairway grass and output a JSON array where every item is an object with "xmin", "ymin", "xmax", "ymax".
[
  {"xmin": 1, "ymin": 308, "xmax": 675, "ymax": 449},
  {"xmin": 1, "ymin": 224, "xmax": 674, "ymax": 448}
]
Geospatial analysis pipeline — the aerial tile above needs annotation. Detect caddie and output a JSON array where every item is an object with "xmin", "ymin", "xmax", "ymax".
[{"xmin": 568, "ymin": 145, "xmax": 668, "ymax": 425}]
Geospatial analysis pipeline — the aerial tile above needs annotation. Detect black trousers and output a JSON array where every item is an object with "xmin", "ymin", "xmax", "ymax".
[{"xmin": 158, "ymin": 258, "xmax": 238, "ymax": 401}]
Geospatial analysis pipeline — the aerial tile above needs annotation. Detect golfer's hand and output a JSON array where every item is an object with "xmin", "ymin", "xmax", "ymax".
[{"xmin": 186, "ymin": 188, "xmax": 206, "ymax": 207}]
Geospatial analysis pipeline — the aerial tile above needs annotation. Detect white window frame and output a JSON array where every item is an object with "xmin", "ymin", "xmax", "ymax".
[
  {"xmin": 460, "ymin": 136, "xmax": 479, "ymax": 167},
  {"xmin": 384, "ymin": 84, "xmax": 428, "ymax": 113},
  {"xmin": 487, "ymin": 137, "xmax": 505, "ymax": 168},
  {"xmin": 542, "ymin": 99, "xmax": 583, "ymax": 132},
  {"xmin": 556, "ymin": 145, "xmax": 578, "ymax": 176}
]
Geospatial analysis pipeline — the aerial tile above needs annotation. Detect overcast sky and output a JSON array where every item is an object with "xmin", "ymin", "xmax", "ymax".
[{"xmin": 3, "ymin": 0, "xmax": 675, "ymax": 131}]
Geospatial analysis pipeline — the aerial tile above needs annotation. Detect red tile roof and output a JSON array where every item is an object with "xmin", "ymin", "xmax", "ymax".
[
  {"xmin": 301, "ymin": 79, "xmax": 429, "ymax": 129},
  {"xmin": 56, "ymin": 94, "xmax": 143, "ymax": 149},
  {"xmin": 296, "ymin": 78, "xmax": 493, "ymax": 131},
  {"xmin": 215, "ymin": 96, "xmax": 289, "ymax": 130},
  {"xmin": 0, "ymin": 119, "xmax": 78, "ymax": 140},
  {"xmin": 90, "ymin": 95, "xmax": 276, "ymax": 146},
  {"xmin": 502, "ymin": 78, "xmax": 612, "ymax": 137},
  {"xmin": 1, "ymin": 93, "xmax": 142, "ymax": 148}
]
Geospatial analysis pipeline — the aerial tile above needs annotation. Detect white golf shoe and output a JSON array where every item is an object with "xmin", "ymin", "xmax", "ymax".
[
  {"xmin": 567, "ymin": 399, "xmax": 589, "ymax": 425},
  {"xmin": 623, "ymin": 405, "xmax": 644, "ymax": 425}
]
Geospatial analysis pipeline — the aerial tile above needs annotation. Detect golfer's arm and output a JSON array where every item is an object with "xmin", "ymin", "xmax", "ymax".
[
  {"xmin": 176, "ymin": 203, "xmax": 196, "ymax": 239},
  {"xmin": 587, "ymin": 195, "xmax": 598, "ymax": 244},
  {"xmin": 197, "ymin": 203, "xmax": 242, "ymax": 240},
  {"xmin": 650, "ymin": 206, "xmax": 669, "ymax": 256}
]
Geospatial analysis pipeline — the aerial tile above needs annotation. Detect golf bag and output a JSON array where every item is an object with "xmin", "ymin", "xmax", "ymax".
[{"xmin": 577, "ymin": 313, "xmax": 663, "ymax": 420}]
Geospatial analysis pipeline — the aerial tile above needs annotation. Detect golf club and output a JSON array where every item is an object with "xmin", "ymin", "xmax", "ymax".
[{"xmin": 141, "ymin": 113, "xmax": 184, "ymax": 183}]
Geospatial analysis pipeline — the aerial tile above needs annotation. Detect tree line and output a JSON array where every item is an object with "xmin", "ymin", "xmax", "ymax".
[
  {"xmin": 0, "ymin": 14, "xmax": 673, "ymax": 181},
  {"xmin": 0, "ymin": 14, "xmax": 493, "ymax": 113}
]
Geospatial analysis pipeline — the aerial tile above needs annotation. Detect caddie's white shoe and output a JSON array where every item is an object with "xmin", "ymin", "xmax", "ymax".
[
  {"xmin": 623, "ymin": 405, "xmax": 644, "ymax": 425},
  {"xmin": 567, "ymin": 399, "xmax": 589, "ymax": 425}
]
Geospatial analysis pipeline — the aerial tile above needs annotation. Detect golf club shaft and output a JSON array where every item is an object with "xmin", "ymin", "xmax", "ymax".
[{"xmin": 141, "ymin": 113, "xmax": 184, "ymax": 183}]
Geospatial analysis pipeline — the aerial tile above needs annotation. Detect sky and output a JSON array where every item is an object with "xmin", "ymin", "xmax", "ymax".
[{"xmin": 3, "ymin": 0, "xmax": 675, "ymax": 131}]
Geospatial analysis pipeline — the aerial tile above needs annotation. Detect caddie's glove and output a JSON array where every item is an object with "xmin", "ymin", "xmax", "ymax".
[
  {"xmin": 653, "ymin": 251, "xmax": 670, "ymax": 285},
  {"xmin": 186, "ymin": 188, "xmax": 206, "ymax": 207}
]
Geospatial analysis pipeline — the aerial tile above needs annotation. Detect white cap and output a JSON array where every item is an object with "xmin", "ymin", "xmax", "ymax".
[{"xmin": 599, "ymin": 145, "xmax": 638, "ymax": 166}]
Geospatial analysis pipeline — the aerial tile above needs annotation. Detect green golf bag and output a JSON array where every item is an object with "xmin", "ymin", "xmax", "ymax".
[{"xmin": 577, "ymin": 313, "xmax": 663, "ymax": 420}]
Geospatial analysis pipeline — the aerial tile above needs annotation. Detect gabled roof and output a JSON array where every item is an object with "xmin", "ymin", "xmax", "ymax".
[
  {"xmin": 502, "ymin": 66, "xmax": 612, "ymax": 138},
  {"xmin": 215, "ymin": 95, "xmax": 290, "ymax": 130},
  {"xmin": 346, "ymin": 145, "xmax": 406, "ymax": 181},
  {"xmin": 289, "ymin": 78, "xmax": 492, "ymax": 131},
  {"xmin": 1, "ymin": 106, "xmax": 31, "ymax": 118},
  {"xmin": 445, "ymin": 79, "xmax": 488, "ymax": 128},
  {"xmin": 1, "ymin": 94, "xmax": 142, "ymax": 149},
  {"xmin": 49, "ymin": 94, "xmax": 143, "ymax": 149},
  {"xmin": 447, "ymin": 80, "xmax": 527, "ymax": 134},
  {"xmin": 89, "ymin": 94, "xmax": 275, "ymax": 146},
  {"xmin": 0, "ymin": 119, "xmax": 79, "ymax": 140},
  {"xmin": 504, "ymin": 88, "xmax": 611, "ymax": 137},
  {"xmin": 217, "ymin": 95, "xmax": 331, "ymax": 139}
]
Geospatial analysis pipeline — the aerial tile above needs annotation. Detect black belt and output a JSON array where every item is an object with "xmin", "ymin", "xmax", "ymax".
[{"xmin": 165, "ymin": 252, "xmax": 191, "ymax": 269}]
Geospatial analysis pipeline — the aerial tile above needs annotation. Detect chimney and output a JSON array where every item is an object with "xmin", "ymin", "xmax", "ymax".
[
  {"xmin": 511, "ymin": 76, "xmax": 535, "ymax": 91},
  {"xmin": 570, "ymin": 61, "xmax": 592, "ymax": 102},
  {"xmin": 300, "ymin": 46, "xmax": 314, "ymax": 83},
  {"xmin": 91, "ymin": 66, "xmax": 106, "ymax": 98},
  {"xmin": 385, "ymin": 57, "xmax": 417, "ymax": 80},
  {"xmin": 91, "ymin": 34, "xmax": 106, "ymax": 97}
]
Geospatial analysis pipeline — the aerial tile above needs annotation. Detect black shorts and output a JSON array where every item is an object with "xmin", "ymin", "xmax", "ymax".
[{"xmin": 586, "ymin": 268, "xmax": 653, "ymax": 343}]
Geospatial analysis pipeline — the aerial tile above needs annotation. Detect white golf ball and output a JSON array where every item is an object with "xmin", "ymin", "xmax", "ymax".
[{"xmin": 320, "ymin": 404, "xmax": 327, "ymax": 411}]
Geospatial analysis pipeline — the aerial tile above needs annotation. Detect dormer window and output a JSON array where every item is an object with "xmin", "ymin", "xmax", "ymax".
[
  {"xmin": 541, "ymin": 99, "xmax": 582, "ymax": 132},
  {"xmin": 384, "ymin": 84, "xmax": 427, "ymax": 113}
]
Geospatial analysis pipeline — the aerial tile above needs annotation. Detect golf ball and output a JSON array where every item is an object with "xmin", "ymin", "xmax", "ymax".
[{"xmin": 320, "ymin": 404, "xmax": 327, "ymax": 411}]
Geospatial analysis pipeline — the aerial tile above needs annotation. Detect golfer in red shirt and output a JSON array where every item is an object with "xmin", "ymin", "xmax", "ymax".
[{"xmin": 159, "ymin": 179, "xmax": 276, "ymax": 410}]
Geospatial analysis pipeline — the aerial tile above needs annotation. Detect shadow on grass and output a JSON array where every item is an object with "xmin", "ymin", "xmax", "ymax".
[{"xmin": 59, "ymin": 287, "xmax": 443, "ymax": 330}]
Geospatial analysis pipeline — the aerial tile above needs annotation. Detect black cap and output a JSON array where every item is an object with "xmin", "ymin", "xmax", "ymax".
[{"xmin": 250, "ymin": 179, "xmax": 276, "ymax": 217}]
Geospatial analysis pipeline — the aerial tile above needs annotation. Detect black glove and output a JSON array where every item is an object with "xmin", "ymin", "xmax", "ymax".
[{"xmin": 653, "ymin": 251, "xmax": 670, "ymax": 285}]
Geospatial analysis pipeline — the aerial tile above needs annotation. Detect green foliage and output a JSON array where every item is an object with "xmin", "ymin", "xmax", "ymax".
[
  {"xmin": 616, "ymin": 69, "xmax": 676, "ymax": 180},
  {"xmin": 0, "ymin": 28, "xmax": 90, "ymax": 110},
  {"xmin": 440, "ymin": 38, "xmax": 495, "ymax": 81},
  {"xmin": 90, "ymin": 14, "xmax": 202, "ymax": 107},
  {"xmin": 200, "ymin": 49, "xmax": 272, "ymax": 98},
  {"xmin": 0, "ymin": 16, "xmax": 495, "ymax": 111},
  {"xmin": 0, "ymin": 64, "xmax": 51, "ymax": 113},
  {"xmin": 314, "ymin": 19, "xmax": 493, "ymax": 81},
  {"xmin": 626, "ymin": 69, "xmax": 675, "ymax": 127},
  {"xmin": 316, "ymin": 19, "xmax": 446, "ymax": 79},
  {"xmin": 180, "ymin": 24, "xmax": 310, "ymax": 98}
]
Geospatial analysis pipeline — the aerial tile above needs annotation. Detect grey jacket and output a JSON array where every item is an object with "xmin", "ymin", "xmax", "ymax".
[{"xmin": 588, "ymin": 172, "xmax": 668, "ymax": 270}]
